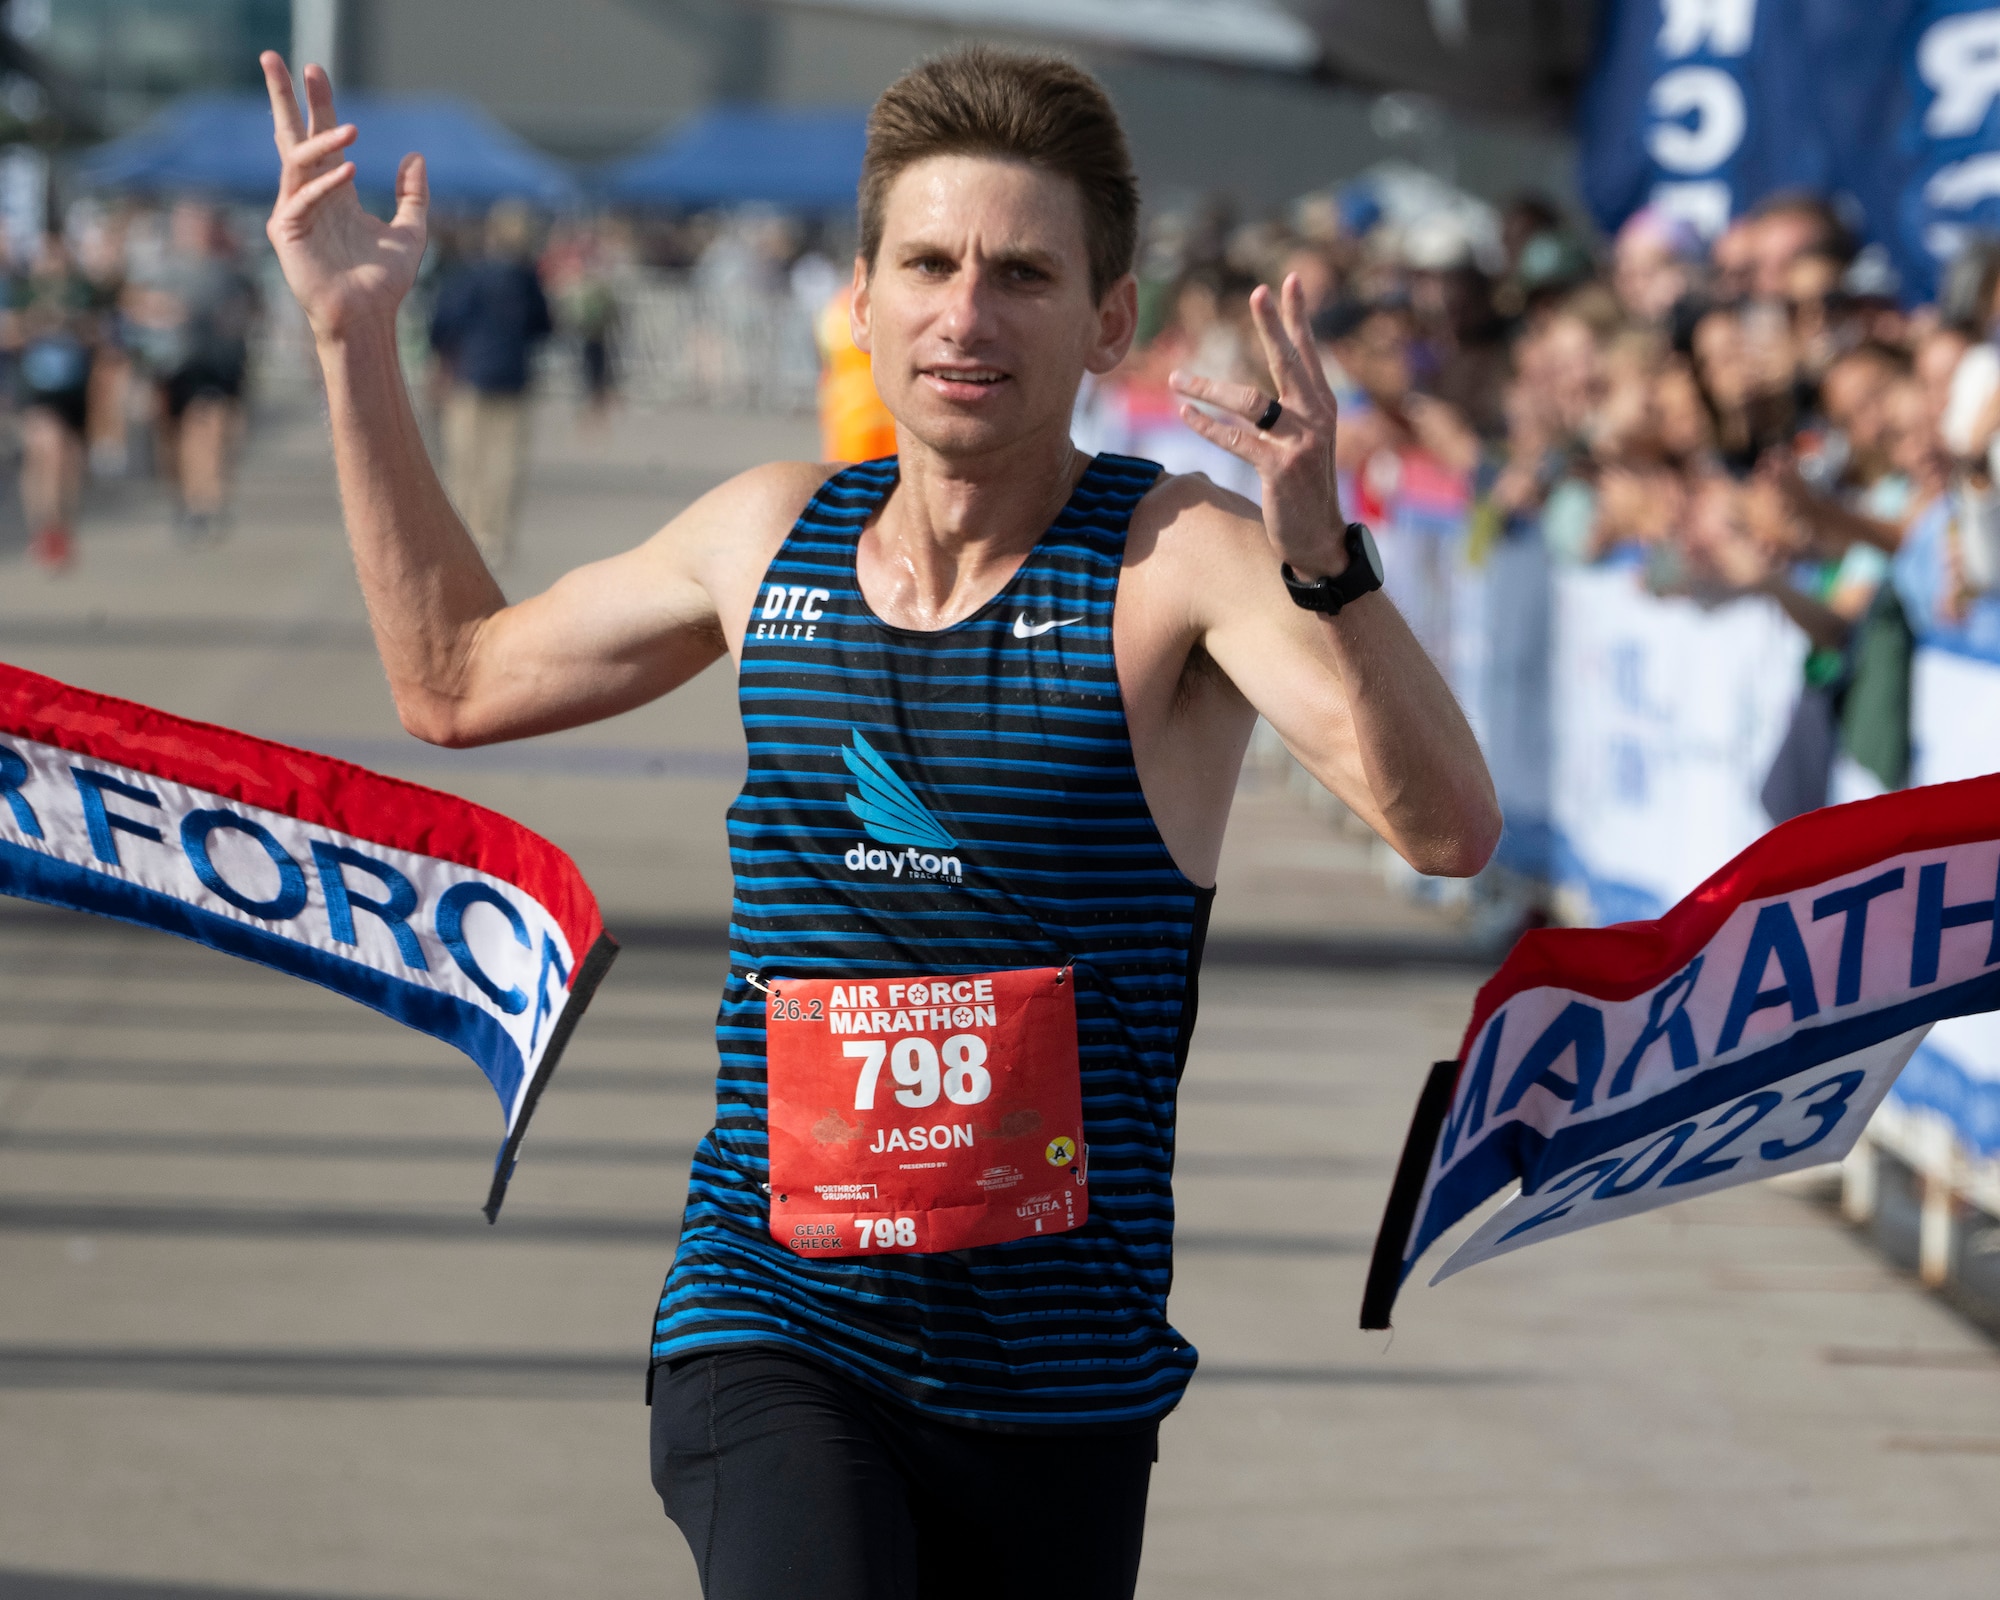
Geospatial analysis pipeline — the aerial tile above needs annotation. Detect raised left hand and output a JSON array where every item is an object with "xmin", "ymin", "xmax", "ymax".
[
  {"xmin": 1169, "ymin": 274, "xmax": 1348, "ymax": 579},
  {"xmin": 261, "ymin": 52, "xmax": 428, "ymax": 345}
]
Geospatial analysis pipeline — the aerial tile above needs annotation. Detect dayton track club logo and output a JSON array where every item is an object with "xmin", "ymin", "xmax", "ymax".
[{"xmin": 839, "ymin": 731, "xmax": 963, "ymax": 884}]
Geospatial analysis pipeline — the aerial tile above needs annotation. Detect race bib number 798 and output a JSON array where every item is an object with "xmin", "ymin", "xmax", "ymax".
[{"xmin": 763, "ymin": 966, "xmax": 1086, "ymax": 1256}]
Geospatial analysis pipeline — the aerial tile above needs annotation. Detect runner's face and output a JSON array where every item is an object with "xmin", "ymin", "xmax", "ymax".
[{"xmin": 854, "ymin": 155, "xmax": 1134, "ymax": 456}]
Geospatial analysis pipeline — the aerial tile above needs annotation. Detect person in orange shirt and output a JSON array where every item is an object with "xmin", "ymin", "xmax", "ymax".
[{"xmin": 816, "ymin": 285, "xmax": 898, "ymax": 462}]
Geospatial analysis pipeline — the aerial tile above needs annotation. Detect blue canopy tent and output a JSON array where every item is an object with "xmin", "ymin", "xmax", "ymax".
[
  {"xmin": 75, "ymin": 93, "xmax": 581, "ymax": 209},
  {"xmin": 601, "ymin": 105, "xmax": 868, "ymax": 211}
]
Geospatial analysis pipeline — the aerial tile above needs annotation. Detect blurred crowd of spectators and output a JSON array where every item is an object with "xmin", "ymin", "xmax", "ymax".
[
  {"xmin": 30, "ymin": 170, "xmax": 2000, "ymax": 837},
  {"xmin": 1083, "ymin": 179, "xmax": 2000, "ymax": 816}
]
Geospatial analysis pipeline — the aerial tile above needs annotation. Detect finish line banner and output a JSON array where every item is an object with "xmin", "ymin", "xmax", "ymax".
[
  {"xmin": 0, "ymin": 661, "xmax": 616, "ymax": 1218},
  {"xmin": 1361, "ymin": 774, "xmax": 2000, "ymax": 1329}
]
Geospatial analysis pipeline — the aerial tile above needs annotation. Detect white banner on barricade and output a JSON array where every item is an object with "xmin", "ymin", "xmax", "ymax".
[
  {"xmin": 1896, "ymin": 644, "xmax": 2000, "ymax": 1157},
  {"xmin": 1457, "ymin": 530, "xmax": 1554, "ymax": 881},
  {"xmin": 1912, "ymin": 646, "xmax": 2000, "ymax": 788},
  {"xmin": 1550, "ymin": 569, "xmax": 1803, "ymax": 925}
]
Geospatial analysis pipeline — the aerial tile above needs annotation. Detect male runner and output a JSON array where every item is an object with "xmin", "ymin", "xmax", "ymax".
[{"xmin": 260, "ymin": 45, "xmax": 1498, "ymax": 1600}]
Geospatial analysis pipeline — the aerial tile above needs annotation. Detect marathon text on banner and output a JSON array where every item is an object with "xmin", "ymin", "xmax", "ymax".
[{"xmin": 1361, "ymin": 772, "xmax": 2000, "ymax": 1327}]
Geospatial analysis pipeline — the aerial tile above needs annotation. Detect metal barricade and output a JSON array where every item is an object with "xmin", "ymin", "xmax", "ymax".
[
  {"xmin": 251, "ymin": 273, "xmax": 823, "ymax": 418},
  {"xmin": 573, "ymin": 278, "xmax": 819, "ymax": 413}
]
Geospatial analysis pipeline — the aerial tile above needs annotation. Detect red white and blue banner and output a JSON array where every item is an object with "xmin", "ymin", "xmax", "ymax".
[
  {"xmin": 1361, "ymin": 773, "xmax": 2000, "ymax": 1328},
  {"xmin": 0, "ymin": 662, "xmax": 616, "ymax": 1218}
]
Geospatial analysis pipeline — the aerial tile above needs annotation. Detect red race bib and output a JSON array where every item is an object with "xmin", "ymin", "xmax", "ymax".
[{"xmin": 763, "ymin": 966, "xmax": 1086, "ymax": 1257}]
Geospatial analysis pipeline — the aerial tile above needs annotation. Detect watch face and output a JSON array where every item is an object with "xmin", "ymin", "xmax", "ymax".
[{"xmin": 1354, "ymin": 523, "xmax": 1385, "ymax": 587}]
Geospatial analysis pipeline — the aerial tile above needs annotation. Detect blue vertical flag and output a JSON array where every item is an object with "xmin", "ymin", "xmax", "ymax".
[
  {"xmin": 1873, "ymin": 2, "xmax": 2000, "ymax": 299},
  {"xmin": 1577, "ymin": 0, "xmax": 2000, "ymax": 302},
  {"xmin": 1579, "ymin": 0, "xmax": 1840, "ymax": 241}
]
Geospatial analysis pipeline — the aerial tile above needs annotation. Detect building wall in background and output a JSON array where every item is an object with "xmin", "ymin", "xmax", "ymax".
[
  {"xmin": 761, "ymin": 12, "xmax": 1577, "ymax": 216},
  {"xmin": 1094, "ymin": 57, "xmax": 1578, "ymax": 215},
  {"xmin": 19, "ymin": 0, "xmax": 1578, "ymax": 214},
  {"xmin": 348, "ymin": 0, "xmax": 711, "ymax": 161},
  {"xmin": 761, "ymin": 9, "xmax": 975, "ymax": 107},
  {"xmin": 17, "ymin": 0, "xmax": 290, "ymax": 135},
  {"xmin": 342, "ymin": 1, "xmax": 1576, "ymax": 212}
]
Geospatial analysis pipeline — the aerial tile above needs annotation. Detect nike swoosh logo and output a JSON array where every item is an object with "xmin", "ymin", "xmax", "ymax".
[{"xmin": 1012, "ymin": 614, "xmax": 1083, "ymax": 639}]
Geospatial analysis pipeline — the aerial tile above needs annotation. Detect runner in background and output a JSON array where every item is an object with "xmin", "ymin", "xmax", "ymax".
[
  {"xmin": 77, "ymin": 205, "xmax": 135, "ymax": 482},
  {"xmin": 125, "ymin": 199, "xmax": 260, "ymax": 546},
  {"xmin": 542, "ymin": 217, "xmax": 622, "ymax": 432},
  {"xmin": 7, "ymin": 231, "xmax": 106, "ymax": 571},
  {"xmin": 569, "ymin": 264, "xmax": 619, "ymax": 427}
]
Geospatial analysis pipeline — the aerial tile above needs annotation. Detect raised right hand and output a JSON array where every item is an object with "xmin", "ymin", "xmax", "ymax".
[{"xmin": 261, "ymin": 51, "xmax": 427, "ymax": 343}]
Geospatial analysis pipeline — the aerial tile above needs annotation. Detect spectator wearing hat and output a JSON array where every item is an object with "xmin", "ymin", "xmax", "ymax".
[
  {"xmin": 1314, "ymin": 297, "xmax": 1480, "ymax": 656},
  {"xmin": 1402, "ymin": 216, "xmax": 1509, "ymax": 441},
  {"xmin": 1499, "ymin": 193, "xmax": 1563, "ymax": 278},
  {"xmin": 1500, "ymin": 230, "xmax": 1594, "ymax": 321}
]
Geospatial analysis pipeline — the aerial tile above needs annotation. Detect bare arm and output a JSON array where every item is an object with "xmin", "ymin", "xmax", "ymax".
[
  {"xmin": 1763, "ymin": 456, "xmax": 1900, "ymax": 556},
  {"xmin": 317, "ymin": 307, "xmax": 803, "ymax": 743},
  {"xmin": 1746, "ymin": 573, "xmax": 1850, "ymax": 653},
  {"xmin": 1794, "ymin": 490, "xmax": 1900, "ymax": 557},
  {"xmin": 260, "ymin": 54, "xmax": 803, "ymax": 746},
  {"xmin": 1168, "ymin": 277, "xmax": 1500, "ymax": 877}
]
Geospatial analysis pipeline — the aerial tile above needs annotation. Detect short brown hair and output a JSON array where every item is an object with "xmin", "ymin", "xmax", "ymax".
[{"xmin": 859, "ymin": 46, "xmax": 1139, "ymax": 302}]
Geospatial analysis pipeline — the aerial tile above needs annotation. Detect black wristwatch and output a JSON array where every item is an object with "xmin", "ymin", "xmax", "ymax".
[{"xmin": 1282, "ymin": 522, "xmax": 1384, "ymax": 615}]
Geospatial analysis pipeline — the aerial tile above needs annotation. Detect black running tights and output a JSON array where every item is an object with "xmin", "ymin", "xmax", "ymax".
[{"xmin": 650, "ymin": 1349, "xmax": 1156, "ymax": 1600}]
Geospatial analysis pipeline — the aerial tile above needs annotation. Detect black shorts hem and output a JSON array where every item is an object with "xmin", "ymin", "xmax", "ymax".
[
  {"xmin": 23, "ymin": 387, "xmax": 89, "ymax": 434},
  {"xmin": 647, "ymin": 1332, "xmax": 1181, "ymax": 1436},
  {"xmin": 162, "ymin": 364, "xmax": 245, "ymax": 418}
]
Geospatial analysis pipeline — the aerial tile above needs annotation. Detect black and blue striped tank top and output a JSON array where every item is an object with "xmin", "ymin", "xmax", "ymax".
[{"xmin": 652, "ymin": 452, "xmax": 1212, "ymax": 1429}]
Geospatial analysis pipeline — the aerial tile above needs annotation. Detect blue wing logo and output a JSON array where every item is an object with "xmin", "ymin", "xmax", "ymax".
[{"xmin": 842, "ymin": 730, "xmax": 958, "ymax": 850}]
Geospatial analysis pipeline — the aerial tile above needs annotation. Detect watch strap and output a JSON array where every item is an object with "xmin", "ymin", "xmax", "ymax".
[{"xmin": 1282, "ymin": 523, "xmax": 1382, "ymax": 615}]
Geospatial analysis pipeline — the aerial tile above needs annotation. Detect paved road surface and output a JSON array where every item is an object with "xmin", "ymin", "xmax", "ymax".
[{"xmin": 1, "ymin": 397, "xmax": 1997, "ymax": 1598}]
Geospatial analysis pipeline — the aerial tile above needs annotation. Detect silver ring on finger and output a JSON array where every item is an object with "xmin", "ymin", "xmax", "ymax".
[{"xmin": 1255, "ymin": 396, "xmax": 1283, "ymax": 432}]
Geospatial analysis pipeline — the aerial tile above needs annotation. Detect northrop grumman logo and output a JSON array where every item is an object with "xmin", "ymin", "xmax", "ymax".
[{"xmin": 839, "ymin": 730, "xmax": 963, "ymax": 883}]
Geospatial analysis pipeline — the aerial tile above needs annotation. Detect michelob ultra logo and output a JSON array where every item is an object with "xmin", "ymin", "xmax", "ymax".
[
  {"xmin": 0, "ymin": 662, "xmax": 615, "ymax": 1218},
  {"xmin": 1361, "ymin": 774, "xmax": 2000, "ymax": 1329}
]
